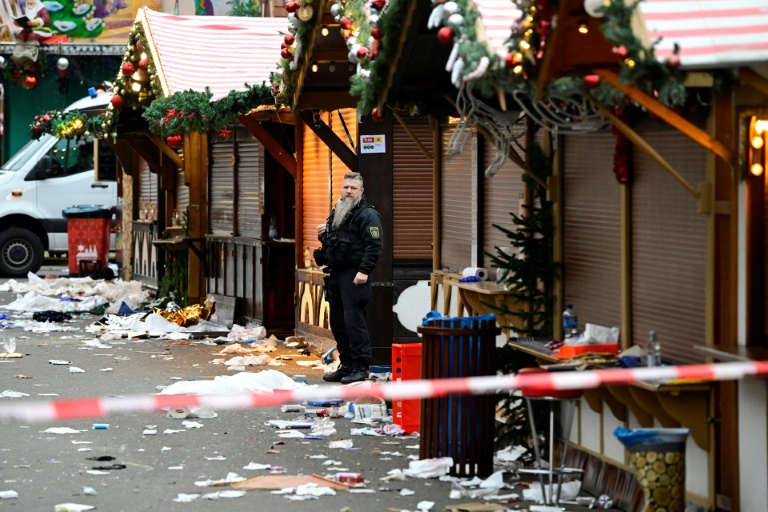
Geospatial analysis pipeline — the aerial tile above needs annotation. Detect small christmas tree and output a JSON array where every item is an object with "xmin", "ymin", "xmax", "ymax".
[{"xmin": 488, "ymin": 137, "xmax": 558, "ymax": 457}]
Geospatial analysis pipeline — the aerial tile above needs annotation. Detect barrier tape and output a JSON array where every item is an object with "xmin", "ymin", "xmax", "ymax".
[{"xmin": 2, "ymin": 360, "xmax": 768, "ymax": 424}]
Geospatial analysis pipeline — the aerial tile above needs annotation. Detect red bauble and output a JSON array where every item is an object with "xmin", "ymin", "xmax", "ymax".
[
  {"xmin": 166, "ymin": 135, "xmax": 182, "ymax": 148},
  {"xmin": 25, "ymin": 76, "xmax": 37, "ymax": 88},
  {"xmin": 371, "ymin": 27, "xmax": 383, "ymax": 40},
  {"xmin": 504, "ymin": 52, "xmax": 521, "ymax": 69},
  {"xmin": 583, "ymin": 74, "xmax": 600, "ymax": 89},
  {"xmin": 281, "ymin": 48, "xmax": 292, "ymax": 59},
  {"xmin": 340, "ymin": 17, "xmax": 352, "ymax": 30},
  {"xmin": 111, "ymin": 95, "xmax": 125, "ymax": 109},
  {"xmin": 121, "ymin": 62, "xmax": 136, "ymax": 76},
  {"xmin": 437, "ymin": 26, "xmax": 453, "ymax": 45},
  {"xmin": 371, "ymin": 0, "xmax": 386, "ymax": 9},
  {"xmin": 281, "ymin": 42, "xmax": 288, "ymax": 49},
  {"xmin": 614, "ymin": 45, "xmax": 628, "ymax": 59},
  {"xmin": 136, "ymin": 41, "xmax": 142, "ymax": 51},
  {"xmin": 285, "ymin": 1, "xmax": 298, "ymax": 12},
  {"xmin": 42, "ymin": 114, "xmax": 50, "ymax": 122},
  {"xmin": 57, "ymin": 69, "xmax": 67, "ymax": 78},
  {"xmin": 666, "ymin": 53, "xmax": 681, "ymax": 70},
  {"xmin": 356, "ymin": 47, "xmax": 369, "ymax": 59},
  {"xmin": 371, "ymin": 107, "xmax": 384, "ymax": 121},
  {"xmin": 284, "ymin": 34, "xmax": 295, "ymax": 45},
  {"xmin": 138, "ymin": 58, "xmax": 148, "ymax": 71}
]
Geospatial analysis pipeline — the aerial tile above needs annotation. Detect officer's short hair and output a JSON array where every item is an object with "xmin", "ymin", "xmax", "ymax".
[{"xmin": 344, "ymin": 172, "xmax": 363, "ymax": 187}]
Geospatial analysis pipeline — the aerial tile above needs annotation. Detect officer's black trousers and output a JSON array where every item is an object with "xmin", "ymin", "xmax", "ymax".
[{"xmin": 328, "ymin": 266, "xmax": 373, "ymax": 369}]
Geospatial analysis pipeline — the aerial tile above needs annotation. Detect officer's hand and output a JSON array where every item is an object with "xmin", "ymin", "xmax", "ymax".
[
  {"xmin": 317, "ymin": 223, "xmax": 326, "ymax": 238},
  {"xmin": 353, "ymin": 272, "xmax": 368, "ymax": 285}
]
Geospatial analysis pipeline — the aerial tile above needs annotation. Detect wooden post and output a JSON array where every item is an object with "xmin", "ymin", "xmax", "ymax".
[{"xmin": 184, "ymin": 131, "xmax": 208, "ymax": 304}]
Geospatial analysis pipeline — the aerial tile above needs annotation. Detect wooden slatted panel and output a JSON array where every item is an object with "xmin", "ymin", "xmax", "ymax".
[
  {"xmin": 482, "ymin": 139, "xmax": 525, "ymax": 274},
  {"xmin": 562, "ymin": 132, "xmax": 622, "ymax": 332},
  {"xmin": 631, "ymin": 127, "xmax": 706, "ymax": 364},
  {"xmin": 330, "ymin": 108, "xmax": 357, "ymax": 200},
  {"xmin": 236, "ymin": 127, "xmax": 264, "ymax": 238},
  {"xmin": 440, "ymin": 123, "xmax": 474, "ymax": 272},
  {"xmin": 209, "ymin": 136, "xmax": 235, "ymax": 235},
  {"xmin": 302, "ymin": 116, "xmax": 332, "ymax": 253},
  {"xmin": 138, "ymin": 157, "xmax": 157, "ymax": 207},
  {"xmin": 393, "ymin": 117, "xmax": 433, "ymax": 260}
]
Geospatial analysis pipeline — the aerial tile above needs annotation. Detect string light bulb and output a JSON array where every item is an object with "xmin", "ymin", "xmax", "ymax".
[
  {"xmin": 751, "ymin": 163, "xmax": 764, "ymax": 176},
  {"xmin": 311, "ymin": 62, "xmax": 318, "ymax": 72},
  {"xmin": 753, "ymin": 136, "xmax": 764, "ymax": 149},
  {"xmin": 578, "ymin": 22, "xmax": 588, "ymax": 34},
  {"xmin": 328, "ymin": 61, "xmax": 336, "ymax": 72},
  {"xmin": 321, "ymin": 26, "xmax": 329, "ymax": 36}
]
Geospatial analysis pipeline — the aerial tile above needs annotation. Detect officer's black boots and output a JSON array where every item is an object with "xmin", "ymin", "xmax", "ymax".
[
  {"xmin": 340, "ymin": 365, "xmax": 369, "ymax": 384},
  {"xmin": 323, "ymin": 364, "xmax": 353, "ymax": 382}
]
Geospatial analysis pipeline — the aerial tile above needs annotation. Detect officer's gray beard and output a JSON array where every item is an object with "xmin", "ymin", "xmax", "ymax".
[{"xmin": 332, "ymin": 196, "xmax": 360, "ymax": 229}]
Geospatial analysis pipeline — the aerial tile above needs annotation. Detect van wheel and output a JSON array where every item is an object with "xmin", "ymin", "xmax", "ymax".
[{"xmin": 0, "ymin": 228, "xmax": 44, "ymax": 277}]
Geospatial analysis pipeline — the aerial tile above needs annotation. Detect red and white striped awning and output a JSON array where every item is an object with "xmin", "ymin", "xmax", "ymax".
[
  {"xmin": 474, "ymin": 0, "xmax": 521, "ymax": 59},
  {"xmin": 137, "ymin": 8, "xmax": 285, "ymax": 99},
  {"xmin": 639, "ymin": 0, "xmax": 768, "ymax": 69}
]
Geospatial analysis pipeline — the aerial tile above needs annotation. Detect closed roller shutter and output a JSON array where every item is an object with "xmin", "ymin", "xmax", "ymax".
[
  {"xmin": 175, "ymin": 165, "xmax": 189, "ymax": 216},
  {"xmin": 562, "ymin": 132, "xmax": 622, "ymax": 331},
  {"xmin": 138, "ymin": 157, "xmax": 157, "ymax": 213},
  {"xmin": 631, "ymin": 127, "xmax": 706, "ymax": 363},
  {"xmin": 209, "ymin": 136, "xmax": 235, "ymax": 235},
  {"xmin": 302, "ymin": 114, "xmax": 332, "ymax": 253},
  {"xmin": 440, "ymin": 123, "xmax": 474, "ymax": 272},
  {"xmin": 393, "ymin": 116, "xmax": 433, "ymax": 260},
  {"xmin": 330, "ymin": 108, "xmax": 357, "ymax": 199},
  {"xmin": 482, "ymin": 138, "xmax": 525, "ymax": 274},
  {"xmin": 236, "ymin": 127, "xmax": 264, "ymax": 238}
]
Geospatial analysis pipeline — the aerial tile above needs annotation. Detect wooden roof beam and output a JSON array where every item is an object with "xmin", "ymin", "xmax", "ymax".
[
  {"xmin": 298, "ymin": 110, "xmax": 358, "ymax": 172},
  {"xmin": 238, "ymin": 114, "xmax": 297, "ymax": 179},
  {"xmin": 595, "ymin": 69, "xmax": 733, "ymax": 165},
  {"xmin": 144, "ymin": 131, "xmax": 184, "ymax": 170}
]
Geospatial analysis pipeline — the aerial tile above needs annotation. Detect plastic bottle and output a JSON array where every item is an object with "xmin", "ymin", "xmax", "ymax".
[
  {"xmin": 647, "ymin": 330, "xmax": 662, "ymax": 367},
  {"xmin": 269, "ymin": 215, "xmax": 278, "ymax": 240},
  {"xmin": 304, "ymin": 245, "xmax": 312, "ymax": 268},
  {"xmin": 562, "ymin": 304, "xmax": 578, "ymax": 338}
]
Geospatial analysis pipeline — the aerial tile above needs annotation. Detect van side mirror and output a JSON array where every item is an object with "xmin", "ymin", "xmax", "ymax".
[{"xmin": 34, "ymin": 155, "xmax": 52, "ymax": 179}]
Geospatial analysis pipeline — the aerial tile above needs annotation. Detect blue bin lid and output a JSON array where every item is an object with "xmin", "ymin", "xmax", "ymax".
[{"xmin": 62, "ymin": 205, "xmax": 114, "ymax": 219}]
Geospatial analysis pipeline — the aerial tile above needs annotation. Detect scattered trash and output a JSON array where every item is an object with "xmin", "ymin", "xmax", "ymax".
[
  {"xmin": 92, "ymin": 424, "xmax": 109, "ymax": 429},
  {"xmin": 69, "ymin": 366, "xmax": 86, "ymax": 373},
  {"xmin": 232, "ymin": 474, "xmax": 348, "ymax": 491},
  {"xmin": 403, "ymin": 457, "xmax": 454, "ymax": 478},
  {"xmin": 0, "ymin": 490, "xmax": 18, "ymax": 499},
  {"xmin": 91, "ymin": 464, "xmax": 126, "ymax": 470},
  {"xmin": 328, "ymin": 440, "xmax": 354, "ymax": 450},
  {"xmin": 54, "ymin": 504, "xmax": 96, "ymax": 512},
  {"xmin": 195, "ymin": 472, "xmax": 245, "ymax": 486},
  {"xmin": 416, "ymin": 500, "xmax": 435, "ymax": 511},
  {"xmin": 0, "ymin": 390, "xmax": 29, "ymax": 398},
  {"xmin": 400, "ymin": 488, "xmax": 416, "ymax": 496},
  {"xmin": 182, "ymin": 420, "xmax": 204, "ymax": 429},
  {"xmin": 49, "ymin": 360, "xmax": 71, "ymax": 365},
  {"xmin": 173, "ymin": 493, "xmax": 200, "ymax": 502},
  {"xmin": 32, "ymin": 311, "xmax": 73, "ymax": 323},
  {"xmin": 42, "ymin": 427, "xmax": 82, "ymax": 434}
]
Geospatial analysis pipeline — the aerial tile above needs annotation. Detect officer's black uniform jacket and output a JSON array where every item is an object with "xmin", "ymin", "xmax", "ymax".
[{"xmin": 314, "ymin": 197, "xmax": 383, "ymax": 275}]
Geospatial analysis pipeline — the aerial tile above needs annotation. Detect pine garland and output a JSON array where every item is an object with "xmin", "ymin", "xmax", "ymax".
[
  {"xmin": 350, "ymin": 0, "xmax": 411, "ymax": 114},
  {"xmin": 272, "ymin": 1, "xmax": 320, "ymax": 108},
  {"xmin": 142, "ymin": 83, "xmax": 274, "ymax": 138},
  {"xmin": 29, "ymin": 109, "xmax": 111, "ymax": 141}
]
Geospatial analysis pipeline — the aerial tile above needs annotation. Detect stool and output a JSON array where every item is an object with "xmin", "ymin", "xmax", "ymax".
[{"xmin": 518, "ymin": 367, "xmax": 583, "ymax": 505}]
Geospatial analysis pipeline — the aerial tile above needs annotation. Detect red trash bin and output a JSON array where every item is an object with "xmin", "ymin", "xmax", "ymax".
[{"xmin": 62, "ymin": 205, "xmax": 113, "ymax": 277}]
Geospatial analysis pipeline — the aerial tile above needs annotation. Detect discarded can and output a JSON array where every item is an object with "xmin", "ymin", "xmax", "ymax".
[
  {"xmin": 92, "ymin": 424, "xmax": 109, "ymax": 429},
  {"xmin": 333, "ymin": 472, "xmax": 364, "ymax": 485},
  {"xmin": 316, "ymin": 407, "xmax": 345, "ymax": 418},
  {"xmin": 281, "ymin": 404, "xmax": 305, "ymax": 413}
]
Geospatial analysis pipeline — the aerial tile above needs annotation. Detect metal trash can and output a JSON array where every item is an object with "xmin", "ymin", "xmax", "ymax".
[
  {"xmin": 416, "ymin": 312, "xmax": 499, "ymax": 478},
  {"xmin": 62, "ymin": 205, "xmax": 113, "ymax": 277},
  {"xmin": 615, "ymin": 428, "xmax": 689, "ymax": 512}
]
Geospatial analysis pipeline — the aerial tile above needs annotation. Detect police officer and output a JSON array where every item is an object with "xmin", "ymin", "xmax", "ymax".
[{"xmin": 315, "ymin": 172, "xmax": 382, "ymax": 384}]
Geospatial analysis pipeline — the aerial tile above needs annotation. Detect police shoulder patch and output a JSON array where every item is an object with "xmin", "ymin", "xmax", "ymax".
[{"xmin": 369, "ymin": 226, "xmax": 380, "ymax": 239}]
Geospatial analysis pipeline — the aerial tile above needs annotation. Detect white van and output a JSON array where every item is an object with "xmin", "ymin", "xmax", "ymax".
[{"xmin": 0, "ymin": 92, "xmax": 117, "ymax": 276}]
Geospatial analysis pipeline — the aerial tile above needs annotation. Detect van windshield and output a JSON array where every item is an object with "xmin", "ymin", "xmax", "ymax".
[{"xmin": 1, "ymin": 134, "xmax": 53, "ymax": 172}]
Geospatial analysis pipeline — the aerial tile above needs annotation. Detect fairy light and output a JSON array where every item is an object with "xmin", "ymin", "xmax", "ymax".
[{"xmin": 751, "ymin": 163, "xmax": 764, "ymax": 176}]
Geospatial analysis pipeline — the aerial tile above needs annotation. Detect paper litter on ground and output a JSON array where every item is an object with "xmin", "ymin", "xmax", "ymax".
[{"xmin": 159, "ymin": 370, "xmax": 312, "ymax": 395}]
